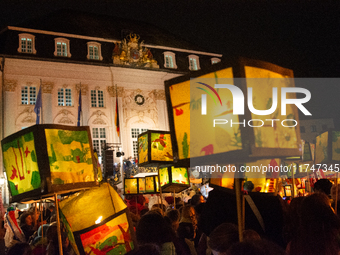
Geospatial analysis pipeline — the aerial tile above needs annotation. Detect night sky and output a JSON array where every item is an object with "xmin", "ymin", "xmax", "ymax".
[{"xmin": 1, "ymin": 0, "xmax": 339, "ymax": 126}]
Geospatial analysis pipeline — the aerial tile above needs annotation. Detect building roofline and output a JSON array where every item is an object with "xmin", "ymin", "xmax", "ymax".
[
  {"xmin": 8, "ymin": 26, "xmax": 223, "ymax": 58},
  {"xmin": 0, "ymin": 54, "xmax": 188, "ymax": 75}
]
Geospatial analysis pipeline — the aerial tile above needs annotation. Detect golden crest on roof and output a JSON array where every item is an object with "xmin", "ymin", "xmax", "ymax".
[{"xmin": 112, "ymin": 33, "xmax": 159, "ymax": 68}]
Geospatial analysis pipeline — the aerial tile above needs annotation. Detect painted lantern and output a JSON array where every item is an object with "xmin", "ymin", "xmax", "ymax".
[
  {"xmin": 315, "ymin": 130, "xmax": 340, "ymax": 164},
  {"xmin": 124, "ymin": 175, "xmax": 159, "ymax": 195},
  {"xmin": 1, "ymin": 124, "xmax": 98, "ymax": 202},
  {"xmin": 159, "ymin": 166, "xmax": 190, "ymax": 193},
  {"xmin": 138, "ymin": 130, "xmax": 173, "ymax": 167},
  {"xmin": 165, "ymin": 57, "xmax": 301, "ymax": 167},
  {"xmin": 59, "ymin": 183, "xmax": 135, "ymax": 255}
]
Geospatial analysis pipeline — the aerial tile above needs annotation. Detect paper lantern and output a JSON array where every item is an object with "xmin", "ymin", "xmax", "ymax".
[
  {"xmin": 59, "ymin": 183, "xmax": 135, "ymax": 255},
  {"xmin": 124, "ymin": 175, "xmax": 159, "ymax": 194},
  {"xmin": 138, "ymin": 130, "xmax": 173, "ymax": 167},
  {"xmin": 165, "ymin": 58, "xmax": 301, "ymax": 167},
  {"xmin": 159, "ymin": 166, "xmax": 190, "ymax": 192},
  {"xmin": 1, "ymin": 124, "xmax": 98, "ymax": 202},
  {"xmin": 145, "ymin": 175, "xmax": 159, "ymax": 193},
  {"xmin": 315, "ymin": 130, "xmax": 340, "ymax": 165}
]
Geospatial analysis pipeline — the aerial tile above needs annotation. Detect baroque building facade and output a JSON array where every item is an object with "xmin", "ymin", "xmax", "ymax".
[{"xmin": 0, "ymin": 10, "xmax": 222, "ymax": 204}]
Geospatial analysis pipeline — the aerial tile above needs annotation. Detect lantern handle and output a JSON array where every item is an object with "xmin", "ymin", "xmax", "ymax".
[{"xmin": 54, "ymin": 193, "xmax": 63, "ymax": 255}]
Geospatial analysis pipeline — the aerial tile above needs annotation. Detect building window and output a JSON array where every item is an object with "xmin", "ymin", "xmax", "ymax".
[
  {"xmin": 188, "ymin": 55, "xmax": 200, "ymax": 71},
  {"xmin": 21, "ymin": 86, "xmax": 37, "ymax": 105},
  {"xmin": 17, "ymin": 34, "xmax": 36, "ymax": 54},
  {"xmin": 131, "ymin": 128, "xmax": 148, "ymax": 159},
  {"xmin": 211, "ymin": 57, "xmax": 221, "ymax": 64},
  {"xmin": 54, "ymin": 38, "xmax": 71, "ymax": 57},
  {"xmin": 87, "ymin": 42, "xmax": 103, "ymax": 60},
  {"xmin": 300, "ymin": 126, "xmax": 305, "ymax": 133},
  {"xmin": 91, "ymin": 89, "xmax": 104, "ymax": 108},
  {"xmin": 58, "ymin": 88, "xmax": 72, "ymax": 106},
  {"xmin": 322, "ymin": 125, "xmax": 328, "ymax": 131},
  {"xmin": 163, "ymin": 51, "xmax": 177, "ymax": 69},
  {"xmin": 311, "ymin": 125, "xmax": 317, "ymax": 132},
  {"xmin": 92, "ymin": 127, "xmax": 106, "ymax": 157}
]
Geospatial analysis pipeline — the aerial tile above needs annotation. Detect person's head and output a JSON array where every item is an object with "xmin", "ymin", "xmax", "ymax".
[
  {"xmin": 48, "ymin": 205, "xmax": 55, "ymax": 212},
  {"xmin": 151, "ymin": 204, "xmax": 166, "ymax": 215},
  {"xmin": 289, "ymin": 192, "xmax": 340, "ymax": 255},
  {"xmin": 226, "ymin": 239, "xmax": 286, "ymax": 255},
  {"xmin": 314, "ymin": 179, "xmax": 332, "ymax": 195},
  {"xmin": 190, "ymin": 194, "xmax": 204, "ymax": 206},
  {"xmin": 242, "ymin": 229, "xmax": 261, "ymax": 242},
  {"xmin": 20, "ymin": 212, "xmax": 33, "ymax": 226},
  {"xmin": 7, "ymin": 242, "xmax": 33, "ymax": 255},
  {"xmin": 208, "ymin": 223, "xmax": 239, "ymax": 255},
  {"xmin": 136, "ymin": 213, "xmax": 172, "ymax": 246},
  {"xmin": 181, "ymin": 205, "xmax": 197, "ymax": 226},
  {"xmin": 299, "ymin": 192, "xmax": 337, "ymax": 228},
  {"xmin": 140, "ymin": 208, "xmax": 149, "ymax": 217},
  {"xmin": 166, "ymin": 209, "xmax": 180, "ymax": 232}
]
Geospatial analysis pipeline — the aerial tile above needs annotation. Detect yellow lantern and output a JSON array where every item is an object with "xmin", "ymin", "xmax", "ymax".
[
  {"xmin": 59, "ymin": 183, "xmax": 136, "ymax": 255},
  {"xmin": 124, "ymin": 175, "xmax": 159, "ymax": 194},
  {"xmin": 1, "ymin": 124, "xmax": 98, "ymax": 203},
  {"xmin": 145, "ymin": 175, "xmax": 160, "ymax": 193},
  {"xmin": 159, "ymin": 166, "xmax": 190, "ymax": 192},
  {"xmin": 138, "ymin": 130, "xmax": 173, "ymax": 167},
  {"xmin": 165, "ymin": 58, "xmax": 301, "ymax": 167},
  {"xmin": 316, "ymin": 130, "xmax": 340, "ymax": 164}
]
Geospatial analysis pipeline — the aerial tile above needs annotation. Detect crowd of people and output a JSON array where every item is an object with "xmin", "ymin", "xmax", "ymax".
[
  {"xmin": 0, "ymin": 205, "xmax": 74, "ymax": 255},
  {"xmin": 1, "ymin": 179, "xmax": 340, "ymax": 255}
]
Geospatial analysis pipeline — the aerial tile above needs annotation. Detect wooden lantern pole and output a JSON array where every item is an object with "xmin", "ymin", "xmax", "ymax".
[
  {"xmin": 34, "ymin": 202, "xmax": 37, "ymax": 229},
  {"xmin": 242, "ymin": 193, "xmax": 245, "ymax": 231},
  {"xmin": 157, "ymin": 165, "xmax": 164, "ymax": 213},
  {"xmin": 40, "ymin": 198, "xmax": 44, "ymax": 249},
  {"xmin": 335, "ymin": 173, "xmax": 339, "ymax": 215},
  {"xmin": 291, "ymin": 166, "xmax": 295, "ymax": 198},
  {"xmin": 54, "ymin": 193, "xmax": 63, "ymax": 255},
  {"xmin": 235, "ymin": 177, "xmax": 243, "ymax": 242}
]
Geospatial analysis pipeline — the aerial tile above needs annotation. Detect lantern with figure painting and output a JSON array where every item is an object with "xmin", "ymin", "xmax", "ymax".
[
  {"xmin": 59, "ymin": 183, "xmax": 136, "ymax": 255},
  {"xmin": 159, "ymin": 166, "xmax": 190, "ymax": 193},
  {"xmin": 138, "ymin": 130, "xmax": 173, "ymax": 167},
  {"xmin": 1, "ymin": 124, "xmax": 98, "ymax": 203},
  {"xmin": 165, "ymin": 57, "xmax": 302, "ymax": 167}
]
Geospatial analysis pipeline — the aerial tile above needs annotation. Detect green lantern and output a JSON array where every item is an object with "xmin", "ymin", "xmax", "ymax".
[
  {"xmin": 1, "ymin": 124, "xmax": 98, "ymax": 203},
  {"xmin": 159, "ymin": 166, "xmax": 190, "ymax": 193}
]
